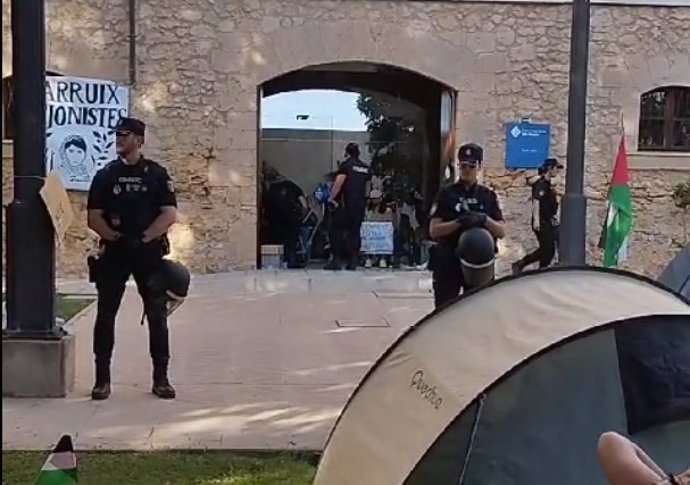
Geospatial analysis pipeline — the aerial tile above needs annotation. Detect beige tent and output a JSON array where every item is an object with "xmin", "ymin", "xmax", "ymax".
[{"xmin": 313, "ymin": 267, "xmax": 690, "ymax": 485}]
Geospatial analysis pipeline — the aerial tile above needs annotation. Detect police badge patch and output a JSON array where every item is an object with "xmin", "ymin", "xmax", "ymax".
[
  {"xmin": 113, "ymin": 185, "xmax": 121, "ymax": 195},
  {"xmin": 167, "ymin": 180, "xmax": 175, "ymax": 193}
]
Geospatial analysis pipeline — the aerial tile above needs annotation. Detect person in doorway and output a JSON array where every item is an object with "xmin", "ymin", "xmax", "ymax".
[
  {"xmin": 325, "ymin": 142, "xmax": 371, "ymax": 270},
  {"xmin": 511, "ymin": 157, "xmax": 563, "ymax": 274},
  {"xmin": 597, "ymin": 431, "xmax": 689, "ymax": 485},
  {"xmin": 428, "ymin": 143, "xmax": 505, "ymax": 309},
  {"xmin": 262, "ymin": 164, "xmax": 308, "ymax": 268}
]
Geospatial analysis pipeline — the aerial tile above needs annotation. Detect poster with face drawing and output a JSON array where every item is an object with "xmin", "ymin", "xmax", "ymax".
[{"xmin": 44, "ymin": 76, "xmax": 130, "ymax": 191}]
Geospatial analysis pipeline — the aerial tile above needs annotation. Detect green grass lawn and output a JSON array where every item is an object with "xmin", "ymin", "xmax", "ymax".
[
  {"xmin": 2, "ymin": 451, "xmax": 316, "ymax": 485},
  {"xmin": 2, "ymin": 293, "xmax": 94, "ymax": 323},
  {"xmin": 55, "ymin": 295, "xmax": 95, "ymax": 322}
]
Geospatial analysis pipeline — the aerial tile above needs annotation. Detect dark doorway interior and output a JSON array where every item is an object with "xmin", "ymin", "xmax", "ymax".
[{"xmin": 257, "ymin": 62, "xmax": 457, "ymax": 269}]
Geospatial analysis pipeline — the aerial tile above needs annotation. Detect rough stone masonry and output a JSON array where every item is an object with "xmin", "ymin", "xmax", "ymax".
[{"xmin": 2, "ymin": 0, "xmax": 689, "ymax": 279}]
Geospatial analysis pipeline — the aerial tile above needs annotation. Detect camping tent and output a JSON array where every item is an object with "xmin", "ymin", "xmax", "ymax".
[
  {"xmin": 658, "ymin": 244, "xmax": 690, "ymax": 299},
  {"xmin": 313, "ymin": 267, "xmax": 690, "ymax": 485}
]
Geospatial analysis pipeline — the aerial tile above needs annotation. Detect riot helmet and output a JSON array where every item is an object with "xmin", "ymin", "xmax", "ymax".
[
  {"xmin": 456, "ymin": 227, "xmax": 496, "ymax": 288},
  {"xmin": 150, "ymin": 259, "xmax": 191, "ymax": 316}
]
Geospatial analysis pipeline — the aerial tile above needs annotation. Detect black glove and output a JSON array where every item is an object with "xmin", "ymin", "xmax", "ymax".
[
  {"xmin": 119, "ymin": 233, "xmax": 144, "ymax": 253},
  {"xmin": 457, "ymin": 211, "xmax": 487, "ymax": 228}
]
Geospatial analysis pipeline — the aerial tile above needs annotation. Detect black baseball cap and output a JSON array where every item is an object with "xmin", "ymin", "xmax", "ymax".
[
  {"xmin": 114, "ymin": 117, "xmax": 146, "ymax": 136},
  {"xmin": 458, "ymin": 143, "xmax": 483, "ymax": 165}
]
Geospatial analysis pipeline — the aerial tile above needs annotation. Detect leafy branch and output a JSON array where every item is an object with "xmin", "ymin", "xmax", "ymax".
[
  {"xmin": 672, "ymin": 179, "xmax": 690, "ymax": 210},
  {"xmin": 91, "ymin": 130, "xmax": 114, "ymax": 168}
]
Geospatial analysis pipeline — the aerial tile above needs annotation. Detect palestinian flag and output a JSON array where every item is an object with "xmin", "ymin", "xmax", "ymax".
[
  {"xmin": 600, "ymin": 135, "xmax": 633, "ymax": 268},
  {"xmin": 33, "ymin": 435, "xmax": 78, "ymax": 485}
]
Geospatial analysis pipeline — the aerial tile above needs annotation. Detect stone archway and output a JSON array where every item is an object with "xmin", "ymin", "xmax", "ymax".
[{"xmin": 203, "ymin": 21, "xmax": 488, "ymax": 270}]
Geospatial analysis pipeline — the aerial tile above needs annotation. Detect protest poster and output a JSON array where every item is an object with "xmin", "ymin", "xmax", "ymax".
[
  {"xmin": 45, "ymin": 76, "xmax": 129, "ymax": 191},
  {"xmin": 360, "ymin": 222, "xmax": 395, "ymax": 255}
]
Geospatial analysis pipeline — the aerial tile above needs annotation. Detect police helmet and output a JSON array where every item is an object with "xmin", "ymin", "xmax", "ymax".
[
  {"xmin": 456, "ymin": 227, "xmax": 496, "ymax": 288},
  {"xmin": 150, "ymin": 259, "xmax": 191, "ymax": 316}
]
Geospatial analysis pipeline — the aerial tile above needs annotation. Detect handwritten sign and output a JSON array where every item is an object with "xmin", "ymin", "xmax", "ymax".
[
  {"xmin": 360, "ymin": 222, "xmax": 394, "ymax": 255},
  {"xmin": 39, "ymin": 170, "xmax": 75, "ymax": 246},
  {"xmin": 45, "ymin": 76, "xmax": 130, "ymax": 191}
]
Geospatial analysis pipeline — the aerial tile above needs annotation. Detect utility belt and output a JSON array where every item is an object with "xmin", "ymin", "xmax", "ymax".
[{"xmin": 87, "ymin": 234, "xmax": 170, "ymax": 283}]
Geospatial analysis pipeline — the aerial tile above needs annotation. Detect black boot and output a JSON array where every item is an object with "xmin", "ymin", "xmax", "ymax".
[
  {"xmin": 91, "ymin": 360, "xmax": 111, "ymax": 400},
  {"xmin": 152, "ymin": 362, "xmax": 176, "ymax": 399}
]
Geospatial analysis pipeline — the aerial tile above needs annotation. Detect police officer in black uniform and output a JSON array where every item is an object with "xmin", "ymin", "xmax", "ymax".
[
  {"xmin": 511, "ymin": 157, "xmax": 563, "ymax": 274},
  {"xmin": 428, "ymin": 143, "xmax": 506, "ymax": 309},
  {"xmin": 86, "ymin": 117, "xmax": 178, "ymax": 401},
  {"xmin": 325, "ymin": 142, "xmax": 371, "ymax": 270}
]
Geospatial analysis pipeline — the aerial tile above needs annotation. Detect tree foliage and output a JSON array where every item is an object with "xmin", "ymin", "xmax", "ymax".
[
  {"xmin": 672, "ymin": 179, "xmax": 690, "ymax": 210},
  {"xmin": 356, "ymin": 93, "xmax": 425, "ymax": 189}
]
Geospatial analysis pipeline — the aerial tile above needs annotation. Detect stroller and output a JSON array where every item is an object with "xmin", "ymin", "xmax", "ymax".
[{"xmin": 296, "ymin": 183, "xmax": 331, "ymax": 263}]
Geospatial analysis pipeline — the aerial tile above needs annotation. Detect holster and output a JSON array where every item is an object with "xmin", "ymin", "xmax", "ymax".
[{"xmin": 87, "ymin": 255, "xmax": 101, "ymax": 283}]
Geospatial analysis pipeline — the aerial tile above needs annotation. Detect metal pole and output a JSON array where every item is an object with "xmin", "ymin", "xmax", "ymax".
[
  {"xmin": 559, "ymin": 0, "xmax": 591, "ymax": 266},
  {"xmin": 5, "ymin": 0, "xmax": 58, "ymax": 338}
]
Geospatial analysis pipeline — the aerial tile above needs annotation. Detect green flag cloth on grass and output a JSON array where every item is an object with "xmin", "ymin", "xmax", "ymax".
[
  {"xmin": 33, "ymin": 435, "xmax": 78, "ymax": 485},
  {"xmin": 601, "ymin": 135, "xmax": 633, "ymax": 268}
]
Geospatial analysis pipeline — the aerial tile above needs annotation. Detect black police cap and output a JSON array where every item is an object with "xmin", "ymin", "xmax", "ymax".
[
  {"xmin": 543, "ymin": 158, "xmax": 564, "ymax": 169},
  {"xmin": 115, "ymin": 117, "xmax": 146, "ymax": 136},
  {"xmin": 458, "ymin": 143, "xmax": 483, "ymax": 164}
]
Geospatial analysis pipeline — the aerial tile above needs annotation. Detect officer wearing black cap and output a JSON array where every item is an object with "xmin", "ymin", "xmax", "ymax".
[
  {"xmin": 428, "ymin": 143, "xmax": 506, "ymax": 309},
  {"xmin": 86, "ymin": 117, "xmax": 179, "ymax": 400},
  {"xmin": 511, "ymin": 157, "xmax": 563, "ymax": 274},
  {"xmin": 325, "ymin": 142, "xmax": 371, "ymax": 270}
]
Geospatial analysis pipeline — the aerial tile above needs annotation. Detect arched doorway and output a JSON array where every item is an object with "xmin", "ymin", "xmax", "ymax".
[{"xmin": 257, "ymin": 61, "xmax": 457, "ymax": 269}]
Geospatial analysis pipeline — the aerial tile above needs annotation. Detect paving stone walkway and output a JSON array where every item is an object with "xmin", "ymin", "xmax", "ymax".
[{"xmin": 3, "ymin": 269, "xmax": 434, "ymax": 451}]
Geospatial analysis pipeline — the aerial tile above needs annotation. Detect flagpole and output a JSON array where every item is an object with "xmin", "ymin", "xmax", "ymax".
[{"xmin": 559, "ymin": 0, "xmax": 591, "ymax": 266}]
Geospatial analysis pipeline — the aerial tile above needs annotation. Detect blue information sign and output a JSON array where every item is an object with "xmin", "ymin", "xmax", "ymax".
[{"xmin": 504, "ymin": 121, "xmax": 551, "ymax": 169}]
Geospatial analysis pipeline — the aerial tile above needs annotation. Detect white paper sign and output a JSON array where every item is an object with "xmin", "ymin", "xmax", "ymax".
[
  {"xmin": 45, "ymin": 76, "xmax": 129, "ymax": 192},
  {"xmin": 360, "ymin": 222, "xmax": 394, "ymax": 255}
]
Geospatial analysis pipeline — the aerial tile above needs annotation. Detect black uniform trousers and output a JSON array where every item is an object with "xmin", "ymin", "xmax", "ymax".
[
  {"xmin": 330, "ymin": 206, "xmax": 365, "ymax": 264},
  {"xmin": 430, "ymin": 245, "xmax": 467, "ymax": 309},
  {"xmin": 93, "ymin": 241, "xmax": 169, "ymax": 365},
  {"xmin": 521, "ymin": 224, "xmax": 559, "ymax": 269},
  {"xmin": 269, "ymin": 216, "xmax": 302, "ymax": 266}
]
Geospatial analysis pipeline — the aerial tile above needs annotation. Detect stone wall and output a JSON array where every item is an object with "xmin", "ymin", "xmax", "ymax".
[{"xmin": 2, "ymin": 0, "xmax": 689, "ymax": 279}]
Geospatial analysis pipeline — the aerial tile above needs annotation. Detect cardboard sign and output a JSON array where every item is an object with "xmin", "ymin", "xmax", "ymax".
[{"xmin": 39, "ymin": 170, "xmax": 75, "ymax": 245}]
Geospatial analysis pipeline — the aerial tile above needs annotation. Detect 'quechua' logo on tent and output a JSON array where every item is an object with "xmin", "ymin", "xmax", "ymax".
[{"xmin": 410, "ymin": 370, "xmax": 443, "ymax": 410}]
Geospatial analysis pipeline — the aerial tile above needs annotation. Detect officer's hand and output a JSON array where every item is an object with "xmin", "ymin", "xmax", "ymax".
[
  {"xmin": 141, "ymin": 231, "xmax": 155, "ymax": 244},
  {"xmin": 120, "ymin": 234, "xmax": 142, "ymax": 252},
  {"xmin": 457, "ymin": 212, "xmax": 487, "ymax": 228},
  {"xmin": 102, "ymin": 230, "xmax": 121, "ymax": 242},
  {"xmin": 328, "ymin": 200, "xmax": 339, "ymax": 210},
  {"xmin": 533, "ymin": 221, "xmax": 540, "ymax": 232}
]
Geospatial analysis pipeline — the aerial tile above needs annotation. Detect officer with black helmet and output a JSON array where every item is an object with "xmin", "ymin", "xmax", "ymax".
[
  {"xmin": 325, "ymin": 142, "xmax": 371, "ymax": 270},
  {"xmin": 86, "ymin": 117, "xmax": 180, "ymax": 401},
  {"xmin": 428, "ymin": 143, "xmax": 506, "ymax": 309},
  {"xmin": 511, "ymin": 157, "xmax": 563, "ymax": 273}
]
